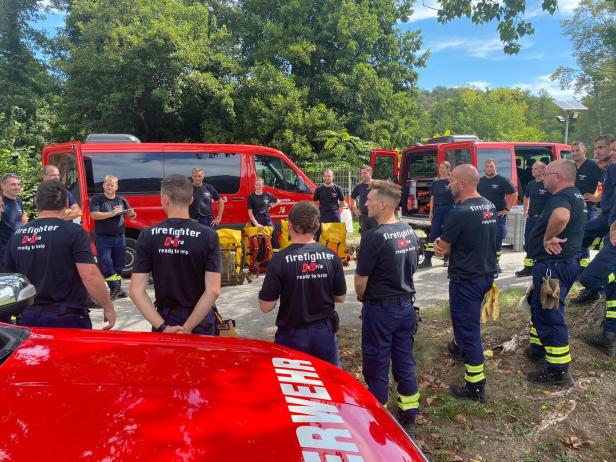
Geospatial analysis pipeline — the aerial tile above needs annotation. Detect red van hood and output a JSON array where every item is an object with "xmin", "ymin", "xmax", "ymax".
[{"xmin": 0, "ymin": 327, "xmax": 426, "ymax": 461}]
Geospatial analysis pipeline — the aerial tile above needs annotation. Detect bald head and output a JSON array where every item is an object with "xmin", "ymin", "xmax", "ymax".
[
  {"xmin": 450, "ymin": 164, "xmax": 480, "ymax": 201},
  {"xmin": 550, "ymin": 159, "xmax": 576, "ymax": 182}
]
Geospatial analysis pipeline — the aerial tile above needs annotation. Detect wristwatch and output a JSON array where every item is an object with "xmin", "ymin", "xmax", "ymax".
[{"xmin": 154, "ymin": 321, "xmax": 168, "ymax": 332}]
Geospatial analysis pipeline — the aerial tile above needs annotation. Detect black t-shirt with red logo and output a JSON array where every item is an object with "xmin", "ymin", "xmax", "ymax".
[
  {"xmin": 133, "ymin": 218, "xmax": 222, "ymax": 309},
  {"xmin": 89, "ymin": 194, "xmax": 132, "ymax": 236},
  {"xmin": 259, "ymin": 242, "xmax": 346, "ymax": 329},
  {"xmin": 356, "ymin": 222, "xmax": 418, "ymax": 301},
  {"xmin": 478, "ymin": 174, "xmax": 516, "ymax": 211},
  {"xmin": 313, "ymin": 184, "xmax": 344, "ymax": 214},
  {"xmin": 248, "ymin": 192, "xmax": 278, "ymax": 216},
  {"xmin": 189, "ymin": 183, "xmax": 221, "ymax": 220},
  {"xmin": 6, "ymin": 218, "xmax": 95, "ymax": 306},
  {"xmin": 440, "ymin": 197, "xmax": 497, "ymax": 279}
]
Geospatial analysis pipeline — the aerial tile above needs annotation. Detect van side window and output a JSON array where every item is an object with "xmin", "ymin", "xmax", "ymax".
[
  {"xmin": 477, "ymin": 148, "xmax": 513, "ymax": 183},
  {"xmin": 445, "ymin": 149, "xmax": 471, "ymax": 168},
  {"xmin": 255, "ymin": 155, "xmax": 311, "ymax": 193},
  {"xmin": 163, "ymin": 152, "xmax": 241, "ymax": 194},
  {"xmin": 84, "ymin": 152, "xmax": 164, "ymax": 194},
  {"xmin": 49, "ymin": 152, "xmax": 82, "ymax": 206}
]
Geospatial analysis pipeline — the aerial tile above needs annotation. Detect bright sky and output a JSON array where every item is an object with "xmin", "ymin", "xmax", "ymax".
[
  {"xmin": 38, "ymin": 1, "xmax": 580, "ymax": 98},
  {"xmin": 402, "ymin": 0, "xmax": 580, "ymax": 97}
]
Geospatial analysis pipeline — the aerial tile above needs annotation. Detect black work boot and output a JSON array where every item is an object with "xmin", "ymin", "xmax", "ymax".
[
  {"xmin": 109, "ymin": 287, "xmax": 120, "ymax": 301},
  {"xmin": 515, "ymin": 266, "xmax": 533, "ymax": 277},
  {"xmin": 449, "ymin": 384, "xmax": 487, "ymax": 403},
  {"xmin": 418, "ymin": 259, "xmax": 432, "ymax": 269},
  {"xmin": 525, "ymin": 347, "xmax": 545, "ymax": 365},
  {"xmin": 527, "ymin": 367, "xmax": 574, "ymax": 387},
  {"xmin": 395, "ymin": 412, "xmax": 416, "ymax": 439},
  {"xmin": 570, "ymin": 288, "xmax": 601, "ymax": 305},
  {"xmin": 447, "ymin": 340, "xmax": 464, "ymax": 363},
  {"xmin": 580, "ymin": 330, "xmax": 616, "ymax": 357}
]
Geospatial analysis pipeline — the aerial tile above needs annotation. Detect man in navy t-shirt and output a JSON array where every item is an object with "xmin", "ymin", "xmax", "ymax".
[
  {"xmin": 130, "ymin": 175, "xmax": 222, "ymax": 335},
  {"xmin": 41, "ymin": 165, "xmax": 82, "ymax": 221},
  {"xmin": 313, "ymin": 169, "xmax": 344, "ymax": 241},
  {"xmin": 350, "ymin": 165, "xmax": 378, "ymax": 240},
  {"xmin": 0, "ymin": 172, "xmax": 28, "ymax": 275},
  {"xmin": 525, "ymin": 160, "xmax": 584, "ymax": 387},
  {"xmin": 6, "ymin": 180, "xmax": 115, "ymax": 329},
  {"xmin": 435, "ymin": 164, "xmax": 496, "ymax": 403},
  {"xmin": 355, "ymin": 180, "xmax": 420, "ymax": 436},
  {"xmin": 189, "ymin": 167, "xmax": 224, "ymax": 228},
  {"xmin": 259, "ymin": 201, "xmax": 346, "ymax": 366},
  {"xmin": 477, "ymin": 159, "xmax": 517, "ymax": 272}
]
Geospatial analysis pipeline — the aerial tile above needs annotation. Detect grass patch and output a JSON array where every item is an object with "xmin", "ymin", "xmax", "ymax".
[{"xmin": 588, "ymin": 358, "xmax": 616, "ymax": 372}]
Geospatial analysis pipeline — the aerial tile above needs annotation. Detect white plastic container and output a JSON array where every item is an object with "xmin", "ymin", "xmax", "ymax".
[{"xmin": 340, "ymin": 206, "xmax": 354, "ymax": 234}]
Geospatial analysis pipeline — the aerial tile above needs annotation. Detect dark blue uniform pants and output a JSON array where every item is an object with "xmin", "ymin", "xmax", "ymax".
[
  {"xmin": 579, "ymin": 207, "xmax": 602, "ymax": 268},
  {"xmin": 275, "ymin": 317, "xmax": 341, "ymax": 367},
  {"xmin": 449, "ymin": 275, "xmax": 494, "ymax": 391},
  {"xmin": 95, "ymin": 234, "xmax": 126, "ymax": 289},
  {"xmin": 424, "ymin": 205, "xmax": 452, "ymax": 261},
  {"xmin": 529, "ymin": 259, "xmax": 577, "ymax": 371},
  {"xmin": 197, "ymin": 216, "xmax": 216, "ymax": 229},
  {"xmin": 19, "ymin": 304, "xmax": 92, "ymax": 329},
  {"xmin": 522, "ymin": 216, "xmax": 538, "ymax": 267},
  {"xmin": 255, "ymin": 213, "xmax": 279, "ymax": 248},
  {"xmin": 496, "ymin": 215, "xmax": 507, "ymax": 261},
  {"xmin": 156, "ymin": 306, "xmax": 218, "ymax": 335},
  {"xmin": 361, "ymin": 300, "xmax": 419, "ymax": 418}
]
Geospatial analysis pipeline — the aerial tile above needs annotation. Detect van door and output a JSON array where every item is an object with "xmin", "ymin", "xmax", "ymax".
[
  {"xmin": 43, "ymin": 144, "xmax": 86, "ymax": 225},
  {"xmin": 557, "ymin": 145, "xmax": 572, "ymax": 160},
  {"xmin": 441, "ymin": 142, "xmax": 476, "ymax": 168},
  {"xmin": 370, "ymin": 150, "xmax": 399, "ymax": 182},
  {"xmin": 162, "ymin": 146, "xmax": 245, "ymax": 225},
  {"xmin": 253, "ymin": 154, "xmax": 314, "ymax": 221}
]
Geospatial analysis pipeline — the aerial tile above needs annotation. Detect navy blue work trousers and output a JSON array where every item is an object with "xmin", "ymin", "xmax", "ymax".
[
  {"xmin": 449, "ymin": 275, "xmax": 494, "ymax": 390},
  {"xmin": 156, "ymin": 306, "xmax": 218, "ymax": 335},
  {"xmin": 275, "ymin": 316, "xmax": 341, "ymax": 367},
  {"xmin": 95, "ymin": 234, "xmax": 126, "ymax": 289},
  {"xmin": 424, "ymin": 205, "xmax": 452, "ymax": 260},
  {"xmin": 361, "ymin": 300, "xmax": 419, "ymax": 418},
  {"xmin": 529, "ymin": 259, "xmax": 577, "ymax": 371},
  {"xmin": 19, "ymin": 304, "xmax": 92, "ymax": 329}
]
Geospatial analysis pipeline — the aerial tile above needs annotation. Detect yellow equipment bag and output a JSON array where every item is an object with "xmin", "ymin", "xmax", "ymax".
[
  {"xmin": 279, "ymin": 220, "xmax": 291, "ymax": 249},
  {"xmin": 217, "ymin": 228, "xmax": 244, "ymax": 286},
  {"xmin": 319, "ymin": 222, "xmax": 347, "ymax": 260},
  {"xmin": 480, "ymin": 283, "xmax": 500, "ymax": 323}
]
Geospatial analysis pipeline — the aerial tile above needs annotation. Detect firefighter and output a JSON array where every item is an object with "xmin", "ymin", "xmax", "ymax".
[
  {"xmin": 5, "ymin": 180, "xmax": 115, "ymax": 329},
  {"xmin": 477, "ymin": 159, "xmax": 517, "ymax": 273},
  {"xmin": 189, "ymin": 167, "xmax": 224, "ymax": 228},
  {"xmin": 41, "ymin": 165, "xmax": 82, "ymax": 221},
  {"xmin": 129, "ymin": 174, "xmax": 222, "ymax": 335},
  {"xmin": 515, "ymin": 161, "xmax": 551, "ymax": 277},
  {"xmin": 89, "ymin": 175, "xmax": 136, "ymax": 300},
  {"xmin": 525, "ymin": 160, "xmax": 585, "ymax": 387},
  {"xmin": 571, "ymin": 135, "xmax": 615, "ymax": 304},
  {"xmin": 258, "ymin": 201, "xmax": 346, "ymax": 366},
  {"xmin": 350, "ymin": 165, "xmax": 378, "ymax": 240},
  {"xmin": 313, "ymin": 168, "xmax": 344, "ymax": 240},
  {"xmin": 355, "ymin": 180, "xmax": 420, "ymax": 435},
  {"xmin": 0, "ymin": 172, "xmax": 28, "ymax": 273},
  {"xmin": 247, "ymin": 176, "xmax": 281, "ymax": 248},
  {"xmin": 572, "ymin": 141, "xmax": 605, "ymax": 270},
  {"xmin": 419, "ymin": 161, "xmax": 453, "ymax": 268},
  {"xmin": 434, "ymin": 164, "xmax": 496, "ymax": 403}
]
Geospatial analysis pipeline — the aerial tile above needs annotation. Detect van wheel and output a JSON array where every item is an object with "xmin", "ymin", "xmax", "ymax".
[{"xmin": 122, "ymin": 237, "xmax": 137, "ymax": 279}]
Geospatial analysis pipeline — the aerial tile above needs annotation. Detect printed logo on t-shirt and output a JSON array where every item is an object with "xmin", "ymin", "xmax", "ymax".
[
  {"xmin": 578, "ymin": 174, "xmax": 587, "ymax": 181},
  {"xmin": 383, "ymin": 228, "xmax": 417, "ymax": 255},
  {"xmin": 13, "ymin": 224, "xmax": 59, "ymax": 250},
  {"xmin": 163, "ymin": 236, "xmax": 182, "ymax": 248},
  {"xmin": 491, "ymin": 184, "xmax": 500, "ymax": 190},
  {"xmin": 470, "ymin": 203, "xmax": 496, "ymax": 225},
  {"xmin": 151, "ymin": 225, "xmax": 202, "ymax": 256},
  {"xmin": 285, "ymin": 250, "xmax": 334, "ymax": 280},
  {"xmin": 539, "ymin": 189, "xmax": 547, "ymax": 195}
]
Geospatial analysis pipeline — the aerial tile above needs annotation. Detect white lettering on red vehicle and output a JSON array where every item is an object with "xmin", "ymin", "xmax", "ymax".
[{"xmin": 273, "ymin": 358, "xmax": 365, "ymax": 462}]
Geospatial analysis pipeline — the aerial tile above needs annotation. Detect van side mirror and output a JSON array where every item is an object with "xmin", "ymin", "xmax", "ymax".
[{"xmin": 0, "ymin": 274, "xmax": 36, "ymax": 319}]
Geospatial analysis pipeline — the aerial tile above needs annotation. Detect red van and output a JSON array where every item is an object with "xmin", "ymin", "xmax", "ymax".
[
  {"xmin": 42, "ymin": 135, "xmax": 315, "ymax": 274},
  {"xmin": 371, "ymin": 138, "xmax": 571, "ymax": 231}
]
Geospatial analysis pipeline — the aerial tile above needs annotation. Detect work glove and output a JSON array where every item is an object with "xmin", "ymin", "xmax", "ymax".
[{"xmin": 480, "ymin": 283, "xmax": 500, "ymax": 323}]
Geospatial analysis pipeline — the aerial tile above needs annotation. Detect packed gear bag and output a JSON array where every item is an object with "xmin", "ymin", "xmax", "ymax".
[
  {"xmin": 217, "ymin": 228, "xmax": 245, "ymax": 286},
  {"xmin": 319, "ymin": 222, "xmax": 347, "ymax": 260},
  {"xmin": 540, "ymin": 270, "xmax": 560, "ymax": 310},
  {"xmin": 279, "ymin": 220, "xmax": 291, "ymax": 250},
  {"xmin": 243, "ymin": 225, "xmax": 274, "ymax": 275},
  {"xmin": 213, "ymin": 305, "xmax": 237, "ymax": 337},
  {"xmin": 480, "ymin": 283, "xmax": 500, "ymax": 323}
]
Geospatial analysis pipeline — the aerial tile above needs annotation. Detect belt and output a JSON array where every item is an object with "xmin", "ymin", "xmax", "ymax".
[
  {"xmin": 364, "ymin": 294, "xmax": 413, "ymax": 306},
  {"xmin": 160, "ymin": 306, "xmax": 193, "ymax": 317}
]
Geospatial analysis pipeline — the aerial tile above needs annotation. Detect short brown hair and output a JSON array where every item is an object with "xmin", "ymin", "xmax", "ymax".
[
  {"xmin": 369, "ymin": 180, "xmax": 401, "ymax": 206},
  {"xmin": 288, "ymin": 201, "xmax": 320, "ymax": 235},
  {"xmin": 161, "ymin": 174, "xmax": 193, "ymax": 205},
  {"xmin": 36, "ymin": 180, "xmax": 67, "ymax": 211},
  {"xmin": 360, "ymin": 165, "xmax": 372, "ymax": 173},
  {"xmin": 594, "ymin": 134, "xmax": 614, "ymax": 144}
]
